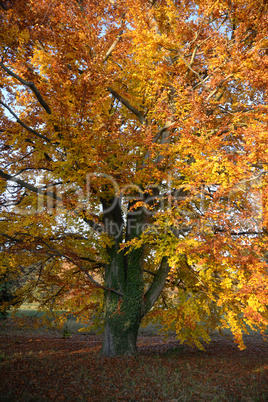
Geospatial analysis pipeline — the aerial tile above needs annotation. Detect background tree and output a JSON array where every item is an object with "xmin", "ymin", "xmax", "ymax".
[
  {"xmin": 0, "ymin": 275, "xmax": 18, "ymax": 319},
  {"xmin": 0, "ymin": 0, "xmax": 268, "ymax": 356},
  {"xmin": 0, "ymin": 252, "xmax": 23, "ymax": 318}
]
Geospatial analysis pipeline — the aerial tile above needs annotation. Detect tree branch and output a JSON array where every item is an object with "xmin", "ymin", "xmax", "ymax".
[
  {"xmin": 107, "ymin": 87, "xmax": 146, "ymax": 124},
  {"xmin": 176, "ymin": 50, "xmax": 209, "ymax": 90},
  {"xmin": 206, "ymin": 74, "xmax": 233, "ymax": 101},
  {"xmin": 41, "ymin": 241, "xmax": 124, "ymax": 297},
  {"xmin": 0, "ymin": 101, "xmax": 51, "ymax": 143},
  {"xmin": 0, "ymin": 61, "xmax": 52, "ymax": 114},
  {"xmin": 143, "ymin": 257, "xmax": 171, "ymax": 315},
  {"xmin": 0, "ymin": 169, "xmax": 106, "ymax": 234},
  {"xmin": 0, "ymin": 233, "xmax": 23, "ymax": 244},
  {"xmin": 103, "ymin": 30, "xmax": 123, "ymax": 62},
  {"xmin": 143, "ymin": 268, "xmax": 156, "ymax": 276},
  {"xmin": 39, "ymin": 285, "xmax": 67, "ymax": 307},
  {"xmin": 0, "ymin": 169, "xmax": 61, "ymax": 200},
  {"xmin": 83, "ymin": 216, "xmax": 105, "ymax": 233},
  {"xmin": 153, "ymin": 121, "xmax": 175, "ymax": 143},
  {"xmin": 214, "ymin": 228, "xmax": 266, "ymax": 236}
]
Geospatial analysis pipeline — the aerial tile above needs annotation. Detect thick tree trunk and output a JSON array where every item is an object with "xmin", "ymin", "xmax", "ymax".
[
  {"xmin": 101, "ymin": 244, "xmax": 144, "ymax": 356},
  {"xmin": 102, "ymin": 317, "xmax": 140, "ymax": 356},
  {"xmin": 100, "ymin": 199, "xmax": 170, "ymax": 356},
  {"xmin": 100, "ymin": 198, "xmax": 145, "ymax": 356}
]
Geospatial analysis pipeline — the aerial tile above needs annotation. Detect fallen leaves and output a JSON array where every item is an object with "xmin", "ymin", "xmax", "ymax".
[{"xmin": 0, "ymin": 319, "xmax": 267, "ymax": 401}]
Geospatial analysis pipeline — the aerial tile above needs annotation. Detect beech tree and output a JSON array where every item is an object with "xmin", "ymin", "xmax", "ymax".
[{"xmin": 0, "ymin": 0, "xmax": 268, "ymax": 356}]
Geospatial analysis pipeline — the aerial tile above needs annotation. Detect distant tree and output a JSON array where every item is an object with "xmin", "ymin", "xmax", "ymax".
[
  {"xmin": 0, "ymin": 0, "xmax": 268, "ymax": 356},
  {"xmin": 0, "ymin": 273, "xmax": 20, "ymax": 319}
]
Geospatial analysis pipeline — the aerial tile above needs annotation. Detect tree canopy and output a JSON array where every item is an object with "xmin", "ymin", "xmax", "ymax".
[{"xmin": 0, "ymin": 0, "xmax": 268, "ymax": 356}]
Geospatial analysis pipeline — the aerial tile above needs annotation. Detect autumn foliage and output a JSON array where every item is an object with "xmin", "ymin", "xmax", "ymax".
[{"xmin": 0, "ymin": 0, "xmax": 268, "ymax": 355}]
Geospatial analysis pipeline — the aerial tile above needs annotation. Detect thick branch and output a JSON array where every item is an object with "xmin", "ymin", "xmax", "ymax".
[
  {"xmin": 0, "ymin": 101, "xmax": 51, "ymax": 143},
  {"xmin": 153, "ymin": 121, "xmax": 175, "ymax": 143},
  {"xmin": 107, "ymin": 87, "xmax": 146, "ymax": 124},
  {"xmin": 0, "ymin": 61, "xmax": 52, "ymax": 114},
  {"xmin": 83, "ymin": 216, "xmax": 105, "ymax": 233},
  {"xmin": 143, "ymin": 256, "xmax": 170, "ymax": 315}
]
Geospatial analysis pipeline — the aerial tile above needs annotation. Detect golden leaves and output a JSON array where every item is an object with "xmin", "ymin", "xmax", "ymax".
[{"xmin": 1, "ymin": 0, "xmax": 268, "ymax": 350}]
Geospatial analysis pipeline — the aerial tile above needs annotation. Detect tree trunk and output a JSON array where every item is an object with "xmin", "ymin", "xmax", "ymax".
[
  {"xmin": 101, "ymin": 244, "xmax": 144, "ymax": 356},
  {"xmin": 99, "ymin": 198, "xmax": 146, "ymax": 356},
  {"xmin": 102, "ymin": 316, "xmax": 140, "ymax": 356}
]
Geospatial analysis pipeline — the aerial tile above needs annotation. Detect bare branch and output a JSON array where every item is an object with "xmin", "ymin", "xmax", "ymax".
[
  {"xmin": 83, "ymin": 216, "xmax": 105, "ymax": 233},
  {"xmin": 143, "ymin": 268, "xmax": 156, "ymax": 276},
  {"xmin": 103, "ymin": 30, "xmax": 123, "ymax": 62},
  {"xmin": 0, "ymin": 233, "xmax": 23, "ymax": 243},
  {"xmin": 0, "ymin": 169, "xmax": 61, "ymax": 200},
  {"xmin": 0, "ymin": 168, "xmax": 106, "ymax": 234},
  {"xmin": 214, "ymin": 228, "xmax": 267, "ymax": 236},
  {"xmin": 0, "ymin": 101, "xmax": 51, "ymax": 143},
  {"xmin": 206, "ymin": 74, "xmax": 233, "ymax": 101},
  {"xmin": 3, "ymin": 151, "xmax": 35, "ymax": 170},
  {"xmin": 107, "ymin": 87, "xmax": 146, "ymax": 124},
  {"xmin": 0, "ymin": 61, "xmax": 52, "ymax": 114},
  {"xmin": 42, "ymin": 241, "xmax": 124, "ymax": 297},
  {"xmin": 40, "ymin": 285, "xmax": 67, "ymax": 306},
  {"xmin": 185, "ymin": 45, "xmax": 199, "ymax": 78},
  {"xmin": 176, "ymin": 50, "xmax": 210, "ymax": 90}
]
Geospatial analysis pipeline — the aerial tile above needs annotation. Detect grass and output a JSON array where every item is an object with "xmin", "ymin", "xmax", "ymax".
[
  {"xmin": 9, "ymin": 304, "xmax": 162, "ymax": 337},
  {"xmin": 8, "ymin": 304, "xmax": 268, "ymax": 340}
]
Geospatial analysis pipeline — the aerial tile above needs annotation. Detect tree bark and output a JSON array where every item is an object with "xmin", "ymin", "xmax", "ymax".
[
  {"xmin": 101, "ymin": 202, "xmax": 145, "ymax": 356},
  {"xmin": 102, "ymin": 314, "xmax": 140, "ymax": 356},
  {"xmin": 101, "ymin": 239, "xmax": 144, "ymax": 356},
  {"xmin": 101, "ymin": 246, "xmax": 143, "ymax": 357}
]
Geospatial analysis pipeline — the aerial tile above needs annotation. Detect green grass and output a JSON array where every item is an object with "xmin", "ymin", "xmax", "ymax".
[
  {"xmin": 8, "ymin": 304, "xmax": 95, "ymax": 336},
  {"xmin": 8, "ymin": 303, "xmax": 268, "ymax": 339}
]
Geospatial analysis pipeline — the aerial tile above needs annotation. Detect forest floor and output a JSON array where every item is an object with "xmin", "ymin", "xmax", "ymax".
[{"xmin": 0, "ymin": 318, "xmax": 268, "ymax": 401}]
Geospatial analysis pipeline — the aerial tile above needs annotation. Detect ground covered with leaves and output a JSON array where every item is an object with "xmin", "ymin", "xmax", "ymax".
[{"xmin": 0, "ymin": 319, "xmax": 268, "ymax": 401}]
